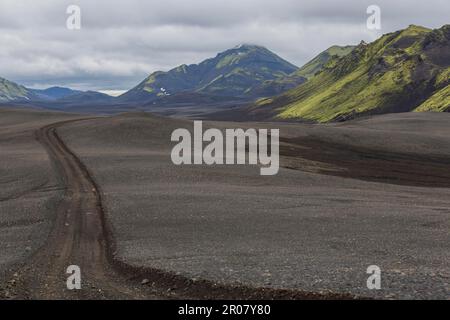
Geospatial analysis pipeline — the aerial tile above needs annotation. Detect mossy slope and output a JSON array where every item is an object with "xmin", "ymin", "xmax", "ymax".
[{"xmin": 259, "ymin": 25, "xmax": 450, "ymax": 122}]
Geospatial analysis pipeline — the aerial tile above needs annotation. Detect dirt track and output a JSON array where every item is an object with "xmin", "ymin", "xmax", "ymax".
[
  {"xmin": 1, "ymin": 120, "xmax": 147, "ymax": 299},
  {"xmin": 1, "ymin": 118, "xmax": 353, "ymax": 300}
]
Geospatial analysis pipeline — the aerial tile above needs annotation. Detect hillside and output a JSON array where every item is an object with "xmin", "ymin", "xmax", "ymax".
[
  {"xmin": 0, "ymin": 77, "xmax": 34, "ymax": 102},
  {"xmin": 294, "ymin": 45, "xmax": 356, "ymax": 79},
  {"xmin": 119, "ymin": 44, "xmax": 300, "ymax": 103},
  {"xmin": 246, "ymin": 45, "xmax": 355, "ymax": 98},
  {"xmin": 253, "ymin": 24, "xmax": 450, "ymax": 122}
]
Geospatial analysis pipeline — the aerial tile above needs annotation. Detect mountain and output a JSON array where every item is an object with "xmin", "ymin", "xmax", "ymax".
[
  {"xmin": 294, "ymin": 45, "xmax": 356, "ymax": 79},
  {"xmin": 0, "ymin": 77, "xmax": 34, "ymax": 102},
  {"xmin": 245, "ymin": 45, "xmax": 355, "ymax": 98},
  {"xmin": 120, "ymin": 44, "xmax": 299, "ymax": 103},
  {"xmin": 252, "ymin": 24, "xmax": 450, "ymax": 122},
  {"xmin": 29, "ymin": 86, "xmax": 82, "ymax": 100},
  {"xmin": 57, "ymin": 91, "xmax": 114, "ymax": 104}
]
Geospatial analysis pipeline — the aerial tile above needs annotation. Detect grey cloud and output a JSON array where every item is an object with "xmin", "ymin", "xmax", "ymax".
[{"xmin": 0, "ymin": 0, "xmax": 448, "ymax": 91}]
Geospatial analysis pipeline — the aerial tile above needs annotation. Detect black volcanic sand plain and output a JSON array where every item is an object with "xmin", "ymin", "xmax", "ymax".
[
  {"xmin": 57, "ymin": 112, "xmax": 450, "ymax": 299},
  {"xmin": 0, "ymin": 108, "xmax": 80, "ymax": 282}
]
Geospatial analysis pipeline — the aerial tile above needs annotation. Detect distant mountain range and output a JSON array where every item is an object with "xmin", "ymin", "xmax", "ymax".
[
  {"xmin": 0, "ymin": 80, "xmax": 83, "ymax": 102},
  {"xmin": 0, "ymin": 43, "xmax": 355, "ymax": 112},
  {"xmin": 0, "ymin": 44, "xmax": 368, "ymax": 111},
  {"xmin": 0, "ymin": 44, "xmax": 310, "ymax": 107},
  {"xmin": 251, "ymin": 24, "xmax": 450, "ymax": 122},
  {"xmin": 1, "ymin": 25, "xmax": 448, "ymax": 121},
  {"xmin": 0, "ymin": 80, "xmax": 113, "ymax": 107},
  {"xmin": 29, "ymin": 87, "xmax": 82, "ymax": 100}
]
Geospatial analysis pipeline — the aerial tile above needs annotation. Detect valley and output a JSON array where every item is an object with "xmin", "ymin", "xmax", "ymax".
[{"xmin": 0, "ymin": 108, "xmax": 449, "ymax": 299}]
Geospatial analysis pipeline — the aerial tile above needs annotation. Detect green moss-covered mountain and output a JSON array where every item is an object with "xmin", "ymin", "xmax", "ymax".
[
  {"xmin": 0, "ymin": 77, "xmax": 34, "ymax": 102},
  {"xmin": 120, "ymin": 44, "xmax": 301, "ymax": 102},
  {"xmin": 255, "ymin": 24, "xmax": 450, "ymax": 122}
]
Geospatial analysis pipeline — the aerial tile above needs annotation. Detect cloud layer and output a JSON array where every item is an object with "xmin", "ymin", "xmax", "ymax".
[{"xmin": 1, "ymin": 0, "xmax": 448, "ymax": 91}]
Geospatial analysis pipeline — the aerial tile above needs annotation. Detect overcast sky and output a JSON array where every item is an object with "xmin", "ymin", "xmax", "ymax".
[{"xmin": 0, "ymin": 0, "xmax": 448, "ymax": 93}]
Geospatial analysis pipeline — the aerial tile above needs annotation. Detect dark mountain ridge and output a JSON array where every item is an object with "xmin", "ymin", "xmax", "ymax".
[{"xmin": 119, "ymin": 44, "xmax": 302, "ymax": 103}]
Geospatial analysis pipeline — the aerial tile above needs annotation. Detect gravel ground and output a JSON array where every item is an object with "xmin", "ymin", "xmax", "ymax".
[
  {"xmin": 0, "ymin": 108, "xmax": 78, "ymax": 286},
  {"xmin": 59, "ymin": 112, "xmax": 450, "ymax": 299}
]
